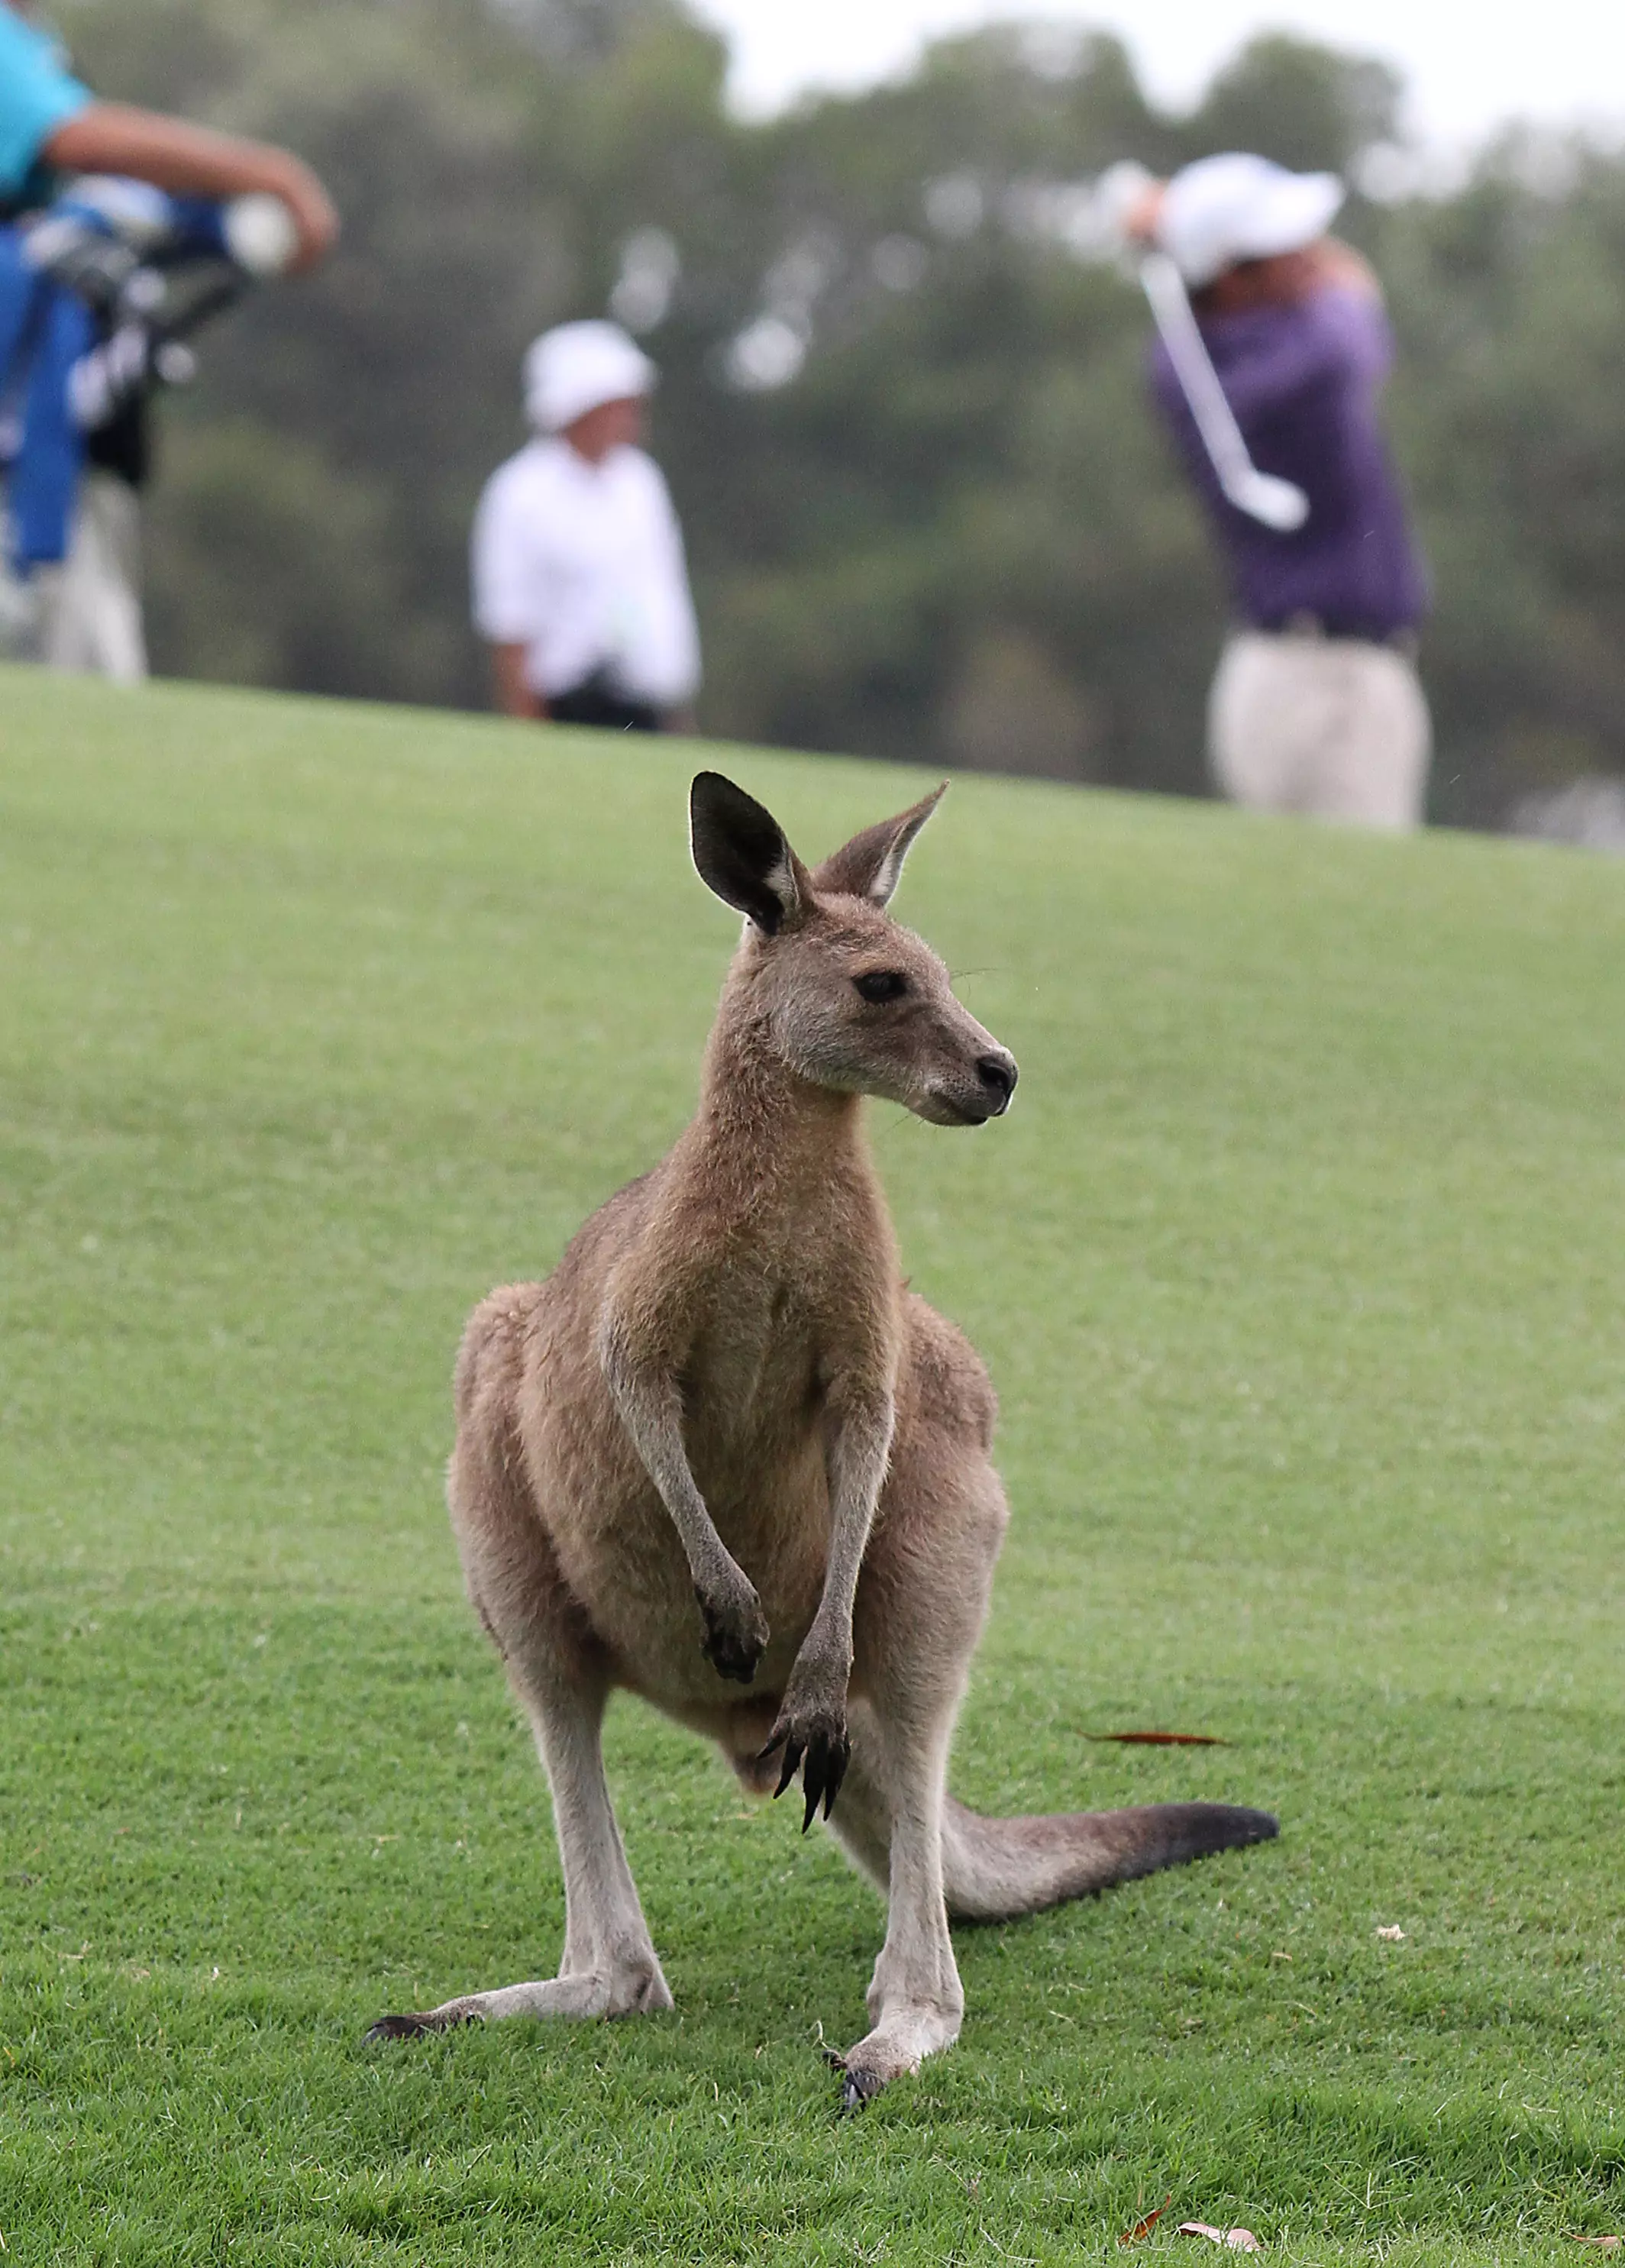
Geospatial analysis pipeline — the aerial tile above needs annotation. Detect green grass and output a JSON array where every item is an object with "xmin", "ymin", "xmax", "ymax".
[{"xmin": 2, "ymin": 666, "xmax": 1622, "ymax": 2265}]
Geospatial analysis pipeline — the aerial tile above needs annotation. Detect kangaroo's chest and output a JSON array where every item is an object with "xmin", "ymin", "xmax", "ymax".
[{"xmin": 683, "ymin": 1268, "xmax": 826, "ymax": 1453}]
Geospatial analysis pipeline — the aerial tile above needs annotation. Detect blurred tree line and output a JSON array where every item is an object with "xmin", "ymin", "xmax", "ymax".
[{"xmin": 53, "ymin": 0, "xmax": 1625, "ymax": 822}]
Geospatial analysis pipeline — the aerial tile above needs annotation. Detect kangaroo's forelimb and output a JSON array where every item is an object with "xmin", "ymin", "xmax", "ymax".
[
  {"xmin": 598, "ymin": 1307, "xmax": 770, "ymax": 1683},
  {"xmin": 759, "ymin": 1372, "xmax": 895, "ymax": 1827}
]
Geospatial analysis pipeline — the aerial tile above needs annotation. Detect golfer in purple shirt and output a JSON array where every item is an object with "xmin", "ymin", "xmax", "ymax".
[{"xmin": 1136, "ymin": 155, "xmax": 1431, "ymax": 829}]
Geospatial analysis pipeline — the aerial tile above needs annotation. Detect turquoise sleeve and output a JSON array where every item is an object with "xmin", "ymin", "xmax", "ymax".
[{"xmin": 0, "ymin": 14, "xmax": 93, "ymax": 199}]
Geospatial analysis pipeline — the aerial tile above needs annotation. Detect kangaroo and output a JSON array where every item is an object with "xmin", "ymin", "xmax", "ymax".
[{"xmin": 370, "ymin": 772, "xmax": 1277, "ymax": 2105}]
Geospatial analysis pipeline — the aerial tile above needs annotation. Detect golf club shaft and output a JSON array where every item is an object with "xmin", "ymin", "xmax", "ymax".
[{"xmin": 1138, "ymin": 253, "xmax": 1293, "ymax": 519}]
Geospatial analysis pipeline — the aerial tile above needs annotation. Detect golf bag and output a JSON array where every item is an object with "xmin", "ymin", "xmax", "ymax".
[{"xmin": 1, "ymin": 178, "xmax": 286, "ymax": 666}]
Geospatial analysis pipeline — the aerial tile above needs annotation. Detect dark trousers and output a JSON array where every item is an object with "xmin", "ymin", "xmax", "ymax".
[{"xmin": 548, "ymin": 668, "xmax": 661, "ymax": 734}]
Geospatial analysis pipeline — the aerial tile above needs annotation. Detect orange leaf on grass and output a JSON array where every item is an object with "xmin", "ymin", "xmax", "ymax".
[
  {"xmin": 1119, "ymin": 2194, "xmax": 1172, "ymax": 2244},
  {"xmin": 1563, "ymin": 2238, "xmax": 1622, "ymax": 2252},
  {"xmin": 1087, "ymin": 1731, "xmax": 1228, "ymax": 1746}
]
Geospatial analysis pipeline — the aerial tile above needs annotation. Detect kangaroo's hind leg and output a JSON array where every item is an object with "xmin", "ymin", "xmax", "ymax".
[
  {"xmin": 370, "ymin": 1648, "xmax": 672, "ymax": 2036},
  {"xmin": 821, "ymin": 1438, "xmax": 1008, "ymax": 2104},
  {"xmin": 370, "ymin": 1333, "xmax": 672, "ymax": 2037}
]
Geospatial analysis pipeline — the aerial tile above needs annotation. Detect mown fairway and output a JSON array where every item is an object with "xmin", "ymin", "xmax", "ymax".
[{"xmin": 2, "ymin": 668, "xmax": 1621, "ymax": 2264}]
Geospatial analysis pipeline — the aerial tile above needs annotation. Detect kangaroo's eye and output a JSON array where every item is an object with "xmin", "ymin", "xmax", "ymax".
[{"xmin": 854, "ymin": 970, "xmax": 909, "ymax": 1004}]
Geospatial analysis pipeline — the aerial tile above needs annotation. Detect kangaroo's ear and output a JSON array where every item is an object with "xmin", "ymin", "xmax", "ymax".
[
  {"xmin": 690, "ymin": 773, "xmax": 807, "ymax": 936},
  {"xmin": 810, "ymin": 782, "xmax": 947, "ymax": 907}
]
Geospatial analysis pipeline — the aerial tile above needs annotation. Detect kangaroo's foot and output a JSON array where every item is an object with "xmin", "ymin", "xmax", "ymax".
[
  {"xmin": 367, "ymin": 2005, "xmax": 478, "ymax": 2040},
  {"xmin": 830, "ymin": 1997, "xmax": 962, "ymax": 2111},
  {"xmin": 759, "ymin": 1657, "xmax": 850, "ymax": 1830},
  {"xmin": 367, "ymin": 1956, "xmax": 674, "ymax": 2041},
  {"xmin": 696, "ymin": 1573, "xmax": 770, "ymax": 1685}
]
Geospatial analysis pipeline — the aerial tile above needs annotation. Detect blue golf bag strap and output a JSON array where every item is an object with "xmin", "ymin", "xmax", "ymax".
[{"xmin": 0, "ymin": 222, "xmax": 91, "ymax": 570}]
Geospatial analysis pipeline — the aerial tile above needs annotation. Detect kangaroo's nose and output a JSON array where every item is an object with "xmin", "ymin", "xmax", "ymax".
[{"xmin": 975, "ymin": 1053, "xmax": 1018, "ymax": 1110}]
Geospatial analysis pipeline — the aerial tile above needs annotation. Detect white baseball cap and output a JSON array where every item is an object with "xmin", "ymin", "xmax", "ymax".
[
  {"xmin": 1157, "ymin": 153, "xmax": 1345, "ymax": 287},
  {"xmin": 523, "ymin": 319, "xmax": 657, "ymax": 433}
]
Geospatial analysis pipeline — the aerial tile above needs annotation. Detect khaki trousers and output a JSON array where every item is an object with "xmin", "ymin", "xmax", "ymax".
[
  {"xmin": 1209, "ymin": 628, "xmax": 1430, "ymax": 830},
  {"xmin": 34, "ymin": 471, "xmax": 150, "ymax": 684}
]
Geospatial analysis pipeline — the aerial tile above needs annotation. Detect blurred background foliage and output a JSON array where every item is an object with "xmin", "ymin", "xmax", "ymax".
[{"xmin": 54, "ymin": 0, "xmax": 1625, "ymax": 824}]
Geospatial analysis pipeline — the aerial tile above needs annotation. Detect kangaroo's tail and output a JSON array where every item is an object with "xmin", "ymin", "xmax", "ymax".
[{"xmin": 940, "ymin": 1796, "xmax": 1278, "ymax": 1922}]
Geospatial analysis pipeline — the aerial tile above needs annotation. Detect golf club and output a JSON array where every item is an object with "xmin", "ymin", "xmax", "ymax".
[{"xmin": 1137, "ymin": 251, "xmax": 1310, "ymax": 532}]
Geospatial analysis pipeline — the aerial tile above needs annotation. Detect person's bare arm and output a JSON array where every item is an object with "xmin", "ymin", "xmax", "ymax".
[
  {"xmin": 490, "ymin": 642, "xmax": 545, "ymax": 720},
  {"xmin": 42, "ymin": 105, "xmax": 337, "ymax": 270}
]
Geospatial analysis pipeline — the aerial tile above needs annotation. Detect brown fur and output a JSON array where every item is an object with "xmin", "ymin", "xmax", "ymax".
[{"xmin": 369, "ymin": 774, "xmax": 1277, "ymax": 2102}]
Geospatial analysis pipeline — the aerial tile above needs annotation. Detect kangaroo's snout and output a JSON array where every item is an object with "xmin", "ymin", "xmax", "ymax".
[
  {"xmin": 975, "ymin": 1053, "xmax": 1017, "ymax": 1113},
  {"xmin": 918, "ymin": 1036, "xmax": 1017, "ymax": 1128}
]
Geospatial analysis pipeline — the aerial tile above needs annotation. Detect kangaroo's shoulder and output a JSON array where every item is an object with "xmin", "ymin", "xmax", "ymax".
[
  {"xmin": 456, "ymin": 1169, "xmax": 665, "ymax": 1398},
  {"xmin": 899, "ymin": 1287, "xmax": 997, "ymax": 1451},
  {"xmin": 556, "ymin": 1166, "xmax": 664, "ymax": 1275}
]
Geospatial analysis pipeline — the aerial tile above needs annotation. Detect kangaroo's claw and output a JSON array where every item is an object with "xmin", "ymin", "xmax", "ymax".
[
  {"xmin": 823, "ymin": 2048, "xmax": 883, "ymax": 2114},
  {"xmin": 803, "ymin": 1724, "xmax": 850, "ymax": 1829},
  {"xmin": 759, "ymin": 1714, "xmax": 850, "ymax": 1830}
]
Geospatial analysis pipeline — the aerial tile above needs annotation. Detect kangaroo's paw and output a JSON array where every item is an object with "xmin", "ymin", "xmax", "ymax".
[
  {"xmin": 759, "ymin": 1688, "xmax": 850, "ymax": 1831},
  {"xmin": 696, "ymin": 1577, "xmax": 770, "ymax": 1685}
]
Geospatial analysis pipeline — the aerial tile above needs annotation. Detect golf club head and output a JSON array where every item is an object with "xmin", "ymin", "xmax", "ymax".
[{"xmin": 1227, "ymin": 470, "xmax": 1310, "ymax": 531}]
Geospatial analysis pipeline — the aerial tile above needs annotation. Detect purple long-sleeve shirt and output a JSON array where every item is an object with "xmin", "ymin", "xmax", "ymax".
[{"xmin": 1149, "ymin": 283, "xmax": 1428, "ymax": 640}]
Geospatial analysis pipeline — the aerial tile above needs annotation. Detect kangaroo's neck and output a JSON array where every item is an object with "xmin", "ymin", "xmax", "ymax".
[{"xmin": 676, "ymin": 1003, "xmax": 878, "ymax": 1230}]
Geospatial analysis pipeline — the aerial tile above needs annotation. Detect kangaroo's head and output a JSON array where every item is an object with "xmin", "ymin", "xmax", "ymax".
[{"xmin": 690, "ymin": 771, "xmax": 1017, "ymax": 1126}]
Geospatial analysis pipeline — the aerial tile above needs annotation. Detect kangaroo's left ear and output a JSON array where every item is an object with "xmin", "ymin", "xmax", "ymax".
[
  {"xmin": 810, "ymin": 783, "xmax": 947, "ymax": 907},
  {"xmin": 690, "ymin": 772, "xmax": 809, "ymax": 936}
]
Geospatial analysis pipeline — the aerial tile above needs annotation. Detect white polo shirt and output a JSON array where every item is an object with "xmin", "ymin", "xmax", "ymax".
[{"xmin": 470, "ymin": 438, "xmax": 701, "ymax": 707}]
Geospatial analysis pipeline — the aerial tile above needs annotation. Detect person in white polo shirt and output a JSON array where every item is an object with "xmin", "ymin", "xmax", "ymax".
[{"xmin": 470, "ymin": 319, "xmax": 701, "ymax": 733}]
